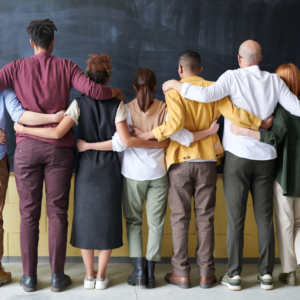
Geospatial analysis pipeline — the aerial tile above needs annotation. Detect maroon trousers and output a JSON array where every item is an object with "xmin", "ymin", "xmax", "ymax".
[{"xmin": 14, "ymin": 139, "xmax": 75, "ymax": 276}]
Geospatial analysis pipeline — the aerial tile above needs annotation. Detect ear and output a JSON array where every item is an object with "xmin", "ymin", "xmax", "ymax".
[
  {"xmin": 179, "ymin": 65, "xmax": 184, "ymax": 74},
  {"xmin": 132, "ymin": 84, "xmax": 137, "ymax": 91},
  {"xmin": 258, "ymin": 55, "xmax": 263, "ymax": 63},
  {"xmin": 30, "ymin": 39, "xmax": 35, "ymax": 48},
  {"xmin": 153, "ymin": 83, "xmax": 157, "ymax": 91},
  {"xmin": 198, "ymin": 66, "xmax": 203, "ymax": 75},
  {"xmin": 237, "ymin": 55, "xmax": 241, "ymax": 64},
  {"xmin": 51, "ymin": 38, "xmax": 55, "ymax": 47}
]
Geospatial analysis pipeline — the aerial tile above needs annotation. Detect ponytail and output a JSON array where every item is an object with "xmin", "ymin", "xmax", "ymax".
[
  {"xmin": 136, "ymin": 82, "xmax": 153, "ymax": 112},
  {"xmin": 133, "ymin": 67, "xmax": 157, "ymax": 113}
]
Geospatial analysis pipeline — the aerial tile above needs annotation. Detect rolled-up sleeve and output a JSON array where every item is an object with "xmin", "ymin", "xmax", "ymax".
[
  {"xmin": 152, "ymin": 89, "xmax": 185, "ymax": 141},
  {"xmin": 3, "ymin": 88, "xmax": 26, "ymax": 123}
]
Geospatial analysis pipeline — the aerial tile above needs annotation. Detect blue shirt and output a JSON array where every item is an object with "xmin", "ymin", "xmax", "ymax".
[{"xmin": 0, "ymin": 88, "xmax": 25, "ymax": 160}]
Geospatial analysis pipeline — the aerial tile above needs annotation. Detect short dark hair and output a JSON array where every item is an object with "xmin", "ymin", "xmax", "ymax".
[
  {"xmin": 179, "ymin": 50, "xmax": 201, "ymax": 73},
  {"xmin": 26, "ymin": 19, "xmax": 57, "ymax": 49}
]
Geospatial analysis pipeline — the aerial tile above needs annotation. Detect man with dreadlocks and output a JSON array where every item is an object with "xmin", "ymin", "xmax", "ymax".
[{"xmin": 0, "ymin": 19, "xmax": 124, "ymax": 293}]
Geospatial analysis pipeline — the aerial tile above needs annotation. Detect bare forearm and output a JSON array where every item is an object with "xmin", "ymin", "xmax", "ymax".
[
  {"xmin": 18, "ymin": 112, "xmax": 57, "ymax": 126},
  {"xmin": 124, "ymin": 136, "xmax": 162, "ymax": 148},
  {"xmin": 245, "ymin": 129, "xmax": 261, "ymax": 140},
  {"xmin": 84, "ymin": 141, "xmax": 113, "ymax": 151},
  {"xmin": 192, "ymin": 129, "xmax": 212, "ymax": 142},
  {"xmin": 20, "ymin": 126, "xmax": 63, "ymax": 139}
]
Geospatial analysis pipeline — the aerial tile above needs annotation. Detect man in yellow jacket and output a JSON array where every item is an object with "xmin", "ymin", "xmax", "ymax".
[{"xmin": 132, "ymin": 50, "xmax": 271, "ymax": 289}]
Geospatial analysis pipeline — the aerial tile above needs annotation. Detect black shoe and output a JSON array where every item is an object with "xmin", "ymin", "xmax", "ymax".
[
  {"xmin": 19, "ymin": 274, "xmax": 37, "ymax": 292},
  {"xmin": 127, "ymin": 258, "xmax": 146, "ymax": 287},
  {"xmin": 51, "ymin": 272, "xmax": 72, "ymax": 292},
  {"xmin": 145, "ymin": 260, "xmax": 156, "ymax": 288}
]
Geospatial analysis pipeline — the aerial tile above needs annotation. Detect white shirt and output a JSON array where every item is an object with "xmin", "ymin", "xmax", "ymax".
[
  {"xmin": 181, "ymin": 66, "xmax": 300, "ymax": 160},
  {"xmin": 112, "ymin": 105, "xmax": 194, "ymax": 181}
]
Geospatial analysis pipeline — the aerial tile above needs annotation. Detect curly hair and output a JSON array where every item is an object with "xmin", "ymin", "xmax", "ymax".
[
  {"xmin": 26, "ymin": 19, "xmax": 57, "ymax": 49},
  {"xmin": 86, "ymin": 54, "xmax": 112, "ymax": 85}
]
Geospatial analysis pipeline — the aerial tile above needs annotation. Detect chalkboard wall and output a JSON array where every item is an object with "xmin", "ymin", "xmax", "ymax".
[{"xmin": 0, "ymin": 0, "xmax": 300, "ymax": 173}]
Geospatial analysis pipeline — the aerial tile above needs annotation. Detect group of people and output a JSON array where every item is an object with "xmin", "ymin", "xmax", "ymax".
[{"xmin": 0, "ymin": 18, "xmax": 299, "ymax": 293}]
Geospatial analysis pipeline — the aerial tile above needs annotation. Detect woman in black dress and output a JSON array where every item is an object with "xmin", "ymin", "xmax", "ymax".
[{"xmin": 14, "ymin": 54, "xmax": 168, "ymax": 290}]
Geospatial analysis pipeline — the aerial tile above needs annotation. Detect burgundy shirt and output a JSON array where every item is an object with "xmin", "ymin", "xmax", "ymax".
[{"xmin": 0, "ymin": 52, "xmax": 112, "ymax": 147}]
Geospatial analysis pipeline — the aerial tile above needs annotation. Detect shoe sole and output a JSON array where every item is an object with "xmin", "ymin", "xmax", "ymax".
[
  {"xmin": 200, "ymin": 279, "xmax": 217, "ymax": 289},
  {"xmin": 84, "ymin": 286, "xmax": 95, "ymax": 290},
  {"xmin": 220, "ymin": 280, "xmax": 241, "ymax": 291},
  {"xmin": 0, "ymin": 279, "xmax": 11, "ymax": 286},
  {"xmin": 51, "ymin": 282, "xmax": 72, "ymax": 293},
  {"xmin": 279, "ymin": 278, "xmax": 297, "ymax": 286},
  {"xmin": 146, "ymin": 279, "xmax": 155, "ymax": 289},
  {"xmin": 19, "ymin": 281, "xmax": 36, "ymax": 292},
  {"xmin": 257, "ymin": 279, "xmax": 273, "ymax": 290},
  {"xmin": 127, "ymin": 277, "xmax": 146, "ymax": 288},
  {"xmin": 164, "ymin": 277, "xmax": 191, "ymax": 289}
]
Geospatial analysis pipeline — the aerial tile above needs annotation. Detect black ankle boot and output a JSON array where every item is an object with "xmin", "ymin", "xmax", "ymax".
[
  {"xmin": 51, "ymin": 272, "xmax": 72, "ymax": 292},
  {"xmin": 127, "ymin": 257, "xmax": 146, "ymax": 287},
  {"xmin": 145, "ymin": 260, "xmax": 156, "ymax": 288},
  {"xmin": 20, "ymin": 274, "xmax": 37, "ymax": 292}
]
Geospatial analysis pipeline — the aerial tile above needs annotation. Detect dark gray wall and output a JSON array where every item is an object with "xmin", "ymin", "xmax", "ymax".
[{"xmin": 1, "ymin": 0, "xmax": 299, "ymax": 173}]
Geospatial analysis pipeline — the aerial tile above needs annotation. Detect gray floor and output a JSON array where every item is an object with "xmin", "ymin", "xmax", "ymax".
[{"xmin": 0, "ymin": 263, "xmax": 299, "ymax": 300}]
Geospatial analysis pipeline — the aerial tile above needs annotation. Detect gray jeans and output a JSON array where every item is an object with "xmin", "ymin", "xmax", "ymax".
[{"xmin": 223, "ymin": 151, "xmax": 275, "ymax": 276}]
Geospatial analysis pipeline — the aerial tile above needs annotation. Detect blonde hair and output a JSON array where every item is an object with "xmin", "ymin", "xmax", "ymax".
[{"xmin": 275, "ymin": 63, "xmax": 300, "ymax": 97}]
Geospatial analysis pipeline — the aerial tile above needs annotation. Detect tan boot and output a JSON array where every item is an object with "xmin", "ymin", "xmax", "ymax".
[{"xmin": 0, "ymin": 266, "xmax": 12, "ymax": 285}]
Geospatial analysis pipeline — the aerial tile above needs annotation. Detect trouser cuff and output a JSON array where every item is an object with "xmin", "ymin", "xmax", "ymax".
[{"xmin": 173, "ymin": 267, "xmax": 190, "ymax": 277}]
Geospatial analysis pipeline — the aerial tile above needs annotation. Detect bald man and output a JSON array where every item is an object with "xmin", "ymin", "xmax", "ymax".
[{"xmin": 162, "ymin": 40, "xmax": 300, "ymax": 291}]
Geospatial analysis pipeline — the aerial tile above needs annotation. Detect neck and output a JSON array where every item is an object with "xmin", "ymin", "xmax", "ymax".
[
  {"xmin": 34, "ymin": 47, "xmax": 51, "ymax": 55},
  {"xmin": 241, "ymin": 62, "xmax": 259, "ymax": 69},
  {"xmin": 181, "ymin": 73, "xmax": 198, "ymax": 79}
]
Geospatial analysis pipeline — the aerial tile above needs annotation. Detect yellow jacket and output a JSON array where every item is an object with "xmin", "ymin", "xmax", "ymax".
[{"xmin": 152, "ymin": 76, "xmax": 262, "ymax": 170}]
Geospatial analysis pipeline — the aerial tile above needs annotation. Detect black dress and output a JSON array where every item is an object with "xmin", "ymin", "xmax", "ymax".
[{"xmin": 70, "ymin": 96, "xmax": 123, "ymax": 250}]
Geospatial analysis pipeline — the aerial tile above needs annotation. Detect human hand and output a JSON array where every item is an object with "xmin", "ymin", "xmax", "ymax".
[
  {"xmin": 230, "ymin": 123, "xmax": 248, "ymax": 136},
  {"xmin": 14, "ymin": 123, "xmax": 25, "ymax": 134},
  {"xmin": 111, "ymin": 88, "xmax": 125, "ymax": 103},
  {"xmin": 77, "ymin": 139, "xmax": 90, "ymax": 152},
  {"xmin": 0, "ymin": 130, "xmax": 6, "ymax": 145},
  {"xmin": 129, "ymin": 124, "xmax": 144, "ymax": 137},
  {"xmin": 54, "ymin": 110, "xmax": 66, "ymax": 123},
  {"xmin": 261, "ymin": 116, "xmax": 273, "ymax": 130},
  {"xmin": 209, "ymin": 119, "xmax": 220, "ymax": 134},
  {"xmin": 162, "ymin": 80, "xmax": 183, "ymax": 94}
]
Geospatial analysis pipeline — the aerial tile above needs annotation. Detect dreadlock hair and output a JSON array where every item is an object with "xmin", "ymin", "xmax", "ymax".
[
  {"xmin": 26, "ymin": 19, "xmax": 57, "ymax": 49},
  {"xmin": 86, "ymin": 54, "xmax": 112, "ymax": 85}
]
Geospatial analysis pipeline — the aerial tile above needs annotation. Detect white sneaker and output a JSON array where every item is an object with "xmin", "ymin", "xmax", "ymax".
[
  {"xmin": 84, "ymin": 277, "xmax": 95, "ymax": 289},
  {"xmin": 95, "ymin": 276, "xmax": 110, "ymax": 290}
]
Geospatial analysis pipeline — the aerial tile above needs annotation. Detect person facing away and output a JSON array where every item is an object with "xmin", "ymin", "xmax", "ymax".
[
  {"xmin": 0, "ymin": 18, "xmax": 124, "ymax": 293},
  {"xmin": 131, "ymin": 50, "xmax": 268, "ymax": 290},
  {"xmin": 76, "ymin": 66, "xmax": 198, "ymax": 289},
  {"xmin": 162, "ymin": 40, "xmax": 300, "ymax": 291},
  {"xmin": 230, "ymin": 63, "xmax": 300, "ymax": 287},
  {"xmin": 0, "ymin": 87, "xmax": 66, "ymax": 286},
  {"xmin": 14, "ymin": 54, "xmax": 168, "ymax": 291}
]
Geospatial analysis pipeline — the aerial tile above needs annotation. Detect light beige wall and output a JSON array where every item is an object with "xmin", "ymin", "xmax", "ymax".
[{"xmin": 3, "ymin": 175, "xmax": 279, "ymax": 258}]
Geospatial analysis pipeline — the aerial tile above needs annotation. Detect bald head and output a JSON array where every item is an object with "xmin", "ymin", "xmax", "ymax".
[{"xmin": 239, "ymin": 40, "xmax": 262, "ymax": 66}]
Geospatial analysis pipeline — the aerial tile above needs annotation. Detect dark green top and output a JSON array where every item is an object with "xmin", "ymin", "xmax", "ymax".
[{"xmin": 260, "ymin": 103, "xmax": 300, "ymax": 197}]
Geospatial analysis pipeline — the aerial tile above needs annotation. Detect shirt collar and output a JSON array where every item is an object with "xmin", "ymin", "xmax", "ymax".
[
  {"xmin": 180, "ymin": 76, "xmax": 203, "ymax": 83},
  {"xmin": 242, "ymin": 65, "xmax": 261, "ymax": 72}
]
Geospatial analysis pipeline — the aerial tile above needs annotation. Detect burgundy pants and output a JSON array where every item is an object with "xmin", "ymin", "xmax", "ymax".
[{"xmin": 14, "ymin": 139, "xmax": 75, "ymax": 276}]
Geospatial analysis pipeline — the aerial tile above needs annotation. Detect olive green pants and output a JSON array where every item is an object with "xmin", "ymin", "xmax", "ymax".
[{"xmin": 122, "ymin": 174, "xmax": 169, "ymax": 261}]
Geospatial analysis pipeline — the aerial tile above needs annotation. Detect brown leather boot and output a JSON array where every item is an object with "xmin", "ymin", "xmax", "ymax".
[
  {"xmin": 0, "ymin": 266, "xmax": 11, "ymax": 285},
  {"xmin": 164, "ymin": 272, "xmax": 191, "ymax": 289},
  {"xmin": 200, "ymin": 274, "xmax": 217, "ymax": 289}
]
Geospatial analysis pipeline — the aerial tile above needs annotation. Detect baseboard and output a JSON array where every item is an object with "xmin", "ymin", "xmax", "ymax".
[{"xmin": 2, "ymin": 256, "xmax": 281, "ymax": 264}]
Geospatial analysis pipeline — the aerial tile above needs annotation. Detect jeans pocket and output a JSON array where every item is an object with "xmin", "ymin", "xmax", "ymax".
[{"xmin": 14, "ymin": 139, "xmax": 33, "ymax": 166}]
